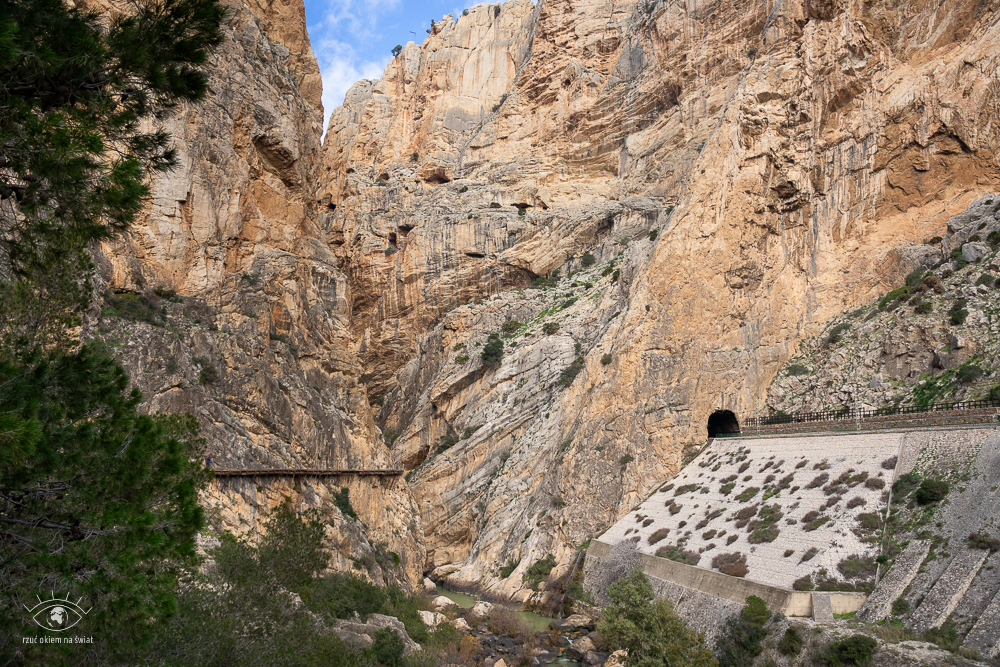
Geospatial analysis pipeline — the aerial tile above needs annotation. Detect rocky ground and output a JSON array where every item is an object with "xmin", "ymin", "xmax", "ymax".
[{"xmin": 767, "ymin": 194, "xmax": 1000, "ymax": 416}]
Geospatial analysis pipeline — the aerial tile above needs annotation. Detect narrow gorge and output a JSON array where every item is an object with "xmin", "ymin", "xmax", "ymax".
[{"xmin": 95, "ymin": 0, "xmax": 1000, "ymax": 617}]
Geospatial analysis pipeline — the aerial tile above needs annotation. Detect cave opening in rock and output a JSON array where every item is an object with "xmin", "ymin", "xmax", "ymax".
[{"xmin": 707, "ymin": 410, "xmax": 740, "ymax": 437}]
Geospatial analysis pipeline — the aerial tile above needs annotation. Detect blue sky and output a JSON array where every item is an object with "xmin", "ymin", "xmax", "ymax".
[{"xmin": 304, "ymin": 0, "xmax": 481, "ymax": 131}]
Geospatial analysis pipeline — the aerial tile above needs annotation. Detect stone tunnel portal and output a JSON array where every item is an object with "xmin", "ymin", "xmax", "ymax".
[{"xmin": 707, "ymin": 410, "xmax": 740, "ymax": 437}]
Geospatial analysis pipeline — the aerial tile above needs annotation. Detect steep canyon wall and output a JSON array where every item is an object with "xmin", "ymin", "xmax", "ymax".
[{"xmin": 97, "ymin": 0, "xmax": 1000, "ymax": 600}]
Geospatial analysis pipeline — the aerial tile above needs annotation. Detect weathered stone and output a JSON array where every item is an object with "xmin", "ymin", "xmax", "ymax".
[
  {"xmin": 962, "ymin": 242, "xmax": 991, "ymax": 263},
  {"xmin": 424, "ymin": 577, "xmax": 438, "ymax": 594}
]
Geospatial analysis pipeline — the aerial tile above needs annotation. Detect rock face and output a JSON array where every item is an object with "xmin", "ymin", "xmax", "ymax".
[
  {"xmin": 88, "ymin": 0, "xmax": 423, "ymax": 588},
  {"xmin": 318, "ymin": 0, "xmax": 1000, "ymax": 599},
  {"xmin": 96, "ymin": 0, "xmax": 1000, "ymax": 602}
]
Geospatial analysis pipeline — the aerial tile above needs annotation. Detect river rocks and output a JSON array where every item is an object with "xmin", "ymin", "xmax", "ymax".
[
  {"xmin": 451, "ymin": 617, "xmax": 472, "ymax": 631},
  {"xmin": 567, "ymin": 635, "xmax": 596, "ymax": 659},
  {"xmin": 472, "ymin": 600, "xmax": 494, "ymax": 619},
  {"xmin": 562, "ymin": 614, "xmax": 595, "ymax": 630},
  {"xmin": 432, "ymin": 595, "xmax": 458, "ymax": 611},
  {"xmin": 418, "ymin": 610, "xmax": 445, "ymax": 627},
  {"xmin": 423, "ymin": 577, "xmax": 437, "ymax": 594},
  {"xmin": 334, "ymin": 614, "xmax": 421, "ymax": 654},
  {"xmin": 605, "ymin": 649, "xmax": 628, "ymax": 667}
]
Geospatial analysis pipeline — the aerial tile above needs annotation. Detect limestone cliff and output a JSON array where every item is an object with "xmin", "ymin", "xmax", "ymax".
[
  {"xmin": 91, "ymin": 0, "xmax": 1000, "ymax": 602},
  {"xmin": 88, "ymin": 0, "xmax": 424, "ymax": 588},
  {"xmin": 319, "ymin": 0, "xmax": 1000, "ymax": 600}
]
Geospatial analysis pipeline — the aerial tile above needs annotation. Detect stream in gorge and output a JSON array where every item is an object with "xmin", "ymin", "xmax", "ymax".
[{"xmin": 434, "ymin": 589, "xmax": 584, "ymax": 667}]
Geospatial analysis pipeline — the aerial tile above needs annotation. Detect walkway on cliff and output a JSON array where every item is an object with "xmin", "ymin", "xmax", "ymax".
[{"xmin": 211, "ymin": 468, "xmax": 404, "ymax": 477}]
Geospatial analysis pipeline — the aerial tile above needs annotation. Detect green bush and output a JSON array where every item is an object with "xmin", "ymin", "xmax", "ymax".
[
  {"xmin": 523, "ymin": 555, "xmax": 556, "ymax": 584},
  {"xmin": 489, "ymin": 202, "xmax": 501, "ymax": 208},
  {"xmin": 198, "ymin": 365, "xmax": 219, "ymax": 384},
  {"xmin": 601, "ymin": 353, "xmax": 613, "ymax": 365},
  {"xmin": 914, "ymin": 300, "xmax": 932, "ymax": 314},
  {"xmin": 989, "ymin": 384, "xmax": 1000, "ymax": 401},
  {"xmin": 335, "ymin": 487, "xmax": 358, "ymax": 519},
  {"xmin": 611, "ymin": 268, "xmax": 620, "ymax": 282},
  {"xmin": 458, "ymin": 185, "xmax": 469, "ymax": 193},
  {"xmin": 976, "ymin": 273, "xmax": 996, "ymax": 287},
  {"xmin": 968, "ymin": 532, "xmax": 1000, "ymax": 551},
  {"xmin": 598, "ymin": 569, "xmax": 716, "ymax": 667},
  {"xmin": 878, "ymin": 287, "xmax": 909, "ymax": 310},
  {"xmin": 956, "ymin": 364, "xmax": 983, "ymax": 383},
  {"xmin": 543, "ymin": 322, "xmax": 559, "ymax": 335},
  {"xmin": 905, "ymin": 269, "xmax": 925, "ymax": 287},
  {"xmin": 814, "ymin": 635, "xmax": 877, "ymax": 666},
  {"xmin": 715, "ymin": 596, "xmax": 770, "ymax": 667},
  {"xmin": 778, "ymin": 627, "xmax": 802, "ymax": 656},
  {"xmin": 481, "ymin": 339, "xmax": 504, "ymax": 365},
  {"xmin": 922, "ymin": 625, "xmax": 960, "ymax": 652},
  {"xmin": 498, "ymin": 559, "xmax": 520, "ymax": 578},
  {"xmin": 581, "ymin": 252, "xmax": 596, "ymax": 267},
  {"xmin": 891, "ymin": 597, "xmax": 910, "ymax": 616},
  {"xmin": 787, "ymin": 363, "xmax": 810, "ymax": 376},
  {"xmin": 792, "ymin": 575, "xmax": 814, "ymax": 591},
  {"xmin": 988, "ymin": 230, "xmax": 1000, "ymax": 246},
  {"xmin": 827, "ymin": 322, "xmax": 851, "ymax": 344},
  {"xmin": 915, "ymin": 478, "xmax": 948, "ymax": 505},
  {"xmin": 501, "ymin": 319, "xmax": 521, "ymax": 334},
  {"xmin": 558, "ymin": 357, "xmax": 585, "ymax": 386},
  {"xmin": 649, "ymin": 229, "xmax": 659, "ymax": 241}
]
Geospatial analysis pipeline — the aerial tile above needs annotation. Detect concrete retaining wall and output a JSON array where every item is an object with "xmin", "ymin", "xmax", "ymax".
[{"xmin": 588, "ymin": 540, "xmax": 866, "ymax": 617}]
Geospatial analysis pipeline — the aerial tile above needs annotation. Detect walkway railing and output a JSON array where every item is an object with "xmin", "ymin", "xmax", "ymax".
[
  {"xmin": 738, "ymin": 398, "xmax": 1000, "ymax": 436},
  {"xmin": 746, "ymin": 398, "xmax": 1000, "ymax": 428},
  {"xmin": 212, "ymin": 468, "xmax": 404, "ymax": 477}
]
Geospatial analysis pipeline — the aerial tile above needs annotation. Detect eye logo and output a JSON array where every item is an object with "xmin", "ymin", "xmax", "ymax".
[{"xmin": 24, "ymin": 594, "xmax": 90, "ymax": 632}]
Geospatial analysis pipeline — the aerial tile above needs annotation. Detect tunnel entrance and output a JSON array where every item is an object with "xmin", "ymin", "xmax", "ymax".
[{"xmin": 707, "ymin": 410, "xmax": 740, "ymax": 438}]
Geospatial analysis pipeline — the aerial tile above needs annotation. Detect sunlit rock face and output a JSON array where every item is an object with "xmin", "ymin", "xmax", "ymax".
[
  {"xmin": 320, "ymin": 0, "xmax": 1000, "ymax": 599},
  {"xmin": 91, "ymin": 0, "xmax": 423, "ymax": 588},
  {"xmin": 96, "ymin": 0, "xmax": 1000, "ymax": 599}
]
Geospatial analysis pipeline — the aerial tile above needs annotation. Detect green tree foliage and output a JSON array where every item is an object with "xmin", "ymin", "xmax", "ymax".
[
  {"xmin": 0, "ymin": 343, "xmax": 209, "ymax": 662},
  {"xmin": 714, "ymin": 596, "xmax": 770, "ymax": 667},
  {"xmin": 481, "ymin": 338, "xmax": 504, "ymax": 365},
  {"xmin": 0, "ymin": 0, "xmax": 226, "ymax": 276},
  {"xmin": 598, "ymin": 569, "xmax": 717, "ymax": 667},
  {"xmin": 813, "ymin": 634, "xmax": 877, "ymax": 666}
]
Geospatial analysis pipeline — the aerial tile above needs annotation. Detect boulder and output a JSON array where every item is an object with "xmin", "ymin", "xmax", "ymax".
[
  {"xmin": 962, "ymin": 242, "xmax": 990, "ymax": 263},
  {"xmin": 451, "ymin": 617, "xmax": 472, "ymax": 631},
  {"xmin": 472, "ymin": 600, "xmax": 494, "ymax": 619},
  {"xmin": 424, "ymin": 577, "xmax": 437, "ymax": 594},
  {"xmin": 584, "ymin": 650, "xmax": 609, "ymax": 666},
  {"xmin": 567, "ymin": 635, "xmax": 597, "ymax": 660},
  {"xmin": 432, "ymin": 595, "xmax": 458, "ymax": 611},
  {"xmin": 605, "ymin": 649, "xmax": 628, "ymax": 667},
  {"xmin": 334, "ymin": 614, "xmax": 421, "ymax": 655},
  {"xmin": 418, "ymin": 610, "xmax": 445, "ymax": 627},
  {"xmin": 494, "ymin": 660, "xmax": 508, "ymax": 667},
  {"xmin": 562, "ymin": 613, "xmax": 595, "ymax": 630}
]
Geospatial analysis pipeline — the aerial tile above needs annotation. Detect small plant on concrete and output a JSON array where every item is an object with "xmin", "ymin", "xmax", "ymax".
[
  {"xmin": 792, "ymin": 574, "xmax": 814, "ymax": 591},
  {"xmin": 800, "ymin": 547, "xmax": 819, "ymax": 563},
  {"xmin": 654, "ymin": 544, "xmax": 700, "ymax": 566},
  {"xmin": 648, "ymin": 528, "xmax": 670, "ymax": 545},
  {"xmin": 846, "ymin": 496, "xmax": 866, "ymax": 509},
  {"xmin": 806, "ymin": 472, "xmax": 830, "ymax": 489},
  {"xmin": 736, "ymin": 487, "xmax": 760, "ymax": 503},
  {"xmin": 865, "ymin": 477, "xmax": 885, "ymax": 490},
  {"xmin": 711, "ymin": 552, "xmax": 748, "ymax": 577},
  {"xmin": 967, "ymin": 532, "xmax": 1000, "ymax": 551}
]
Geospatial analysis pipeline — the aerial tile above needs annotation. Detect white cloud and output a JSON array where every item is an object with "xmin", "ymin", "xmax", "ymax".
[{"xmin": 315, "ymin": 38, "xmax": 388, "ymax": 134}]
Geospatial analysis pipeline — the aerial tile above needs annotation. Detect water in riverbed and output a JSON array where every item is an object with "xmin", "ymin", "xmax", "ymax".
[{"xmin": 433, "ymin": 588, "xmax": 555, "ymax": 633}]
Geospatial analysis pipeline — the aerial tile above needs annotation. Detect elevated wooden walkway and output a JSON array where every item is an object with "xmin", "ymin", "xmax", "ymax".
[{"xmin": 212, "ymin": 468, "xmax": 403, "ymax": 477}]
